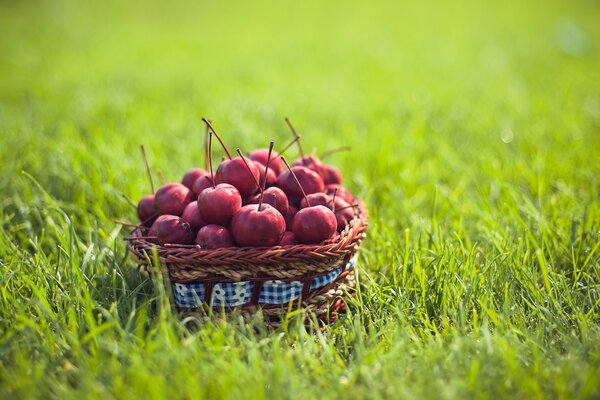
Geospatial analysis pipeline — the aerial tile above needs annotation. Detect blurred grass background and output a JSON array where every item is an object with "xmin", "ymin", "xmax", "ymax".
[{"xmin": 1, "ymin": 0, "xmax": 599, "ymax": 398}]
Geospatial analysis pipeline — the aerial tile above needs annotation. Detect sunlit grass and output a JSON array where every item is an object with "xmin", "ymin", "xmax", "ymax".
[{"xmin": 1, "ymin": 0, "xmax": 599, "ymax": 398}]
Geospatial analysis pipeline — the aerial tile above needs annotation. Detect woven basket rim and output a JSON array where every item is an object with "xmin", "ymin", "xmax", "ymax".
[
  {"xmin": 175, "ymin": 268, "xmax": 357, "ymax": 315},
  {"xmin": 127, "ymin": 198, "xmax": 367, "ymax": 260},
  {"xmin": 127, "ymin": 198, "xmax": 368, "ymax": 281}
]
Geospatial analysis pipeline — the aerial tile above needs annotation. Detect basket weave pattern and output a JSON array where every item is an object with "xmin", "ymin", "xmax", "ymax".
[{"xmin": 128, "ymin": 200, "xmax": 368, "ymax": 320}]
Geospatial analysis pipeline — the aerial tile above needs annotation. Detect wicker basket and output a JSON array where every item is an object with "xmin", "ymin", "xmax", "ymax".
[{"xmin": 127, "ymin": 199, "xmax": 368, "ymax": 324}]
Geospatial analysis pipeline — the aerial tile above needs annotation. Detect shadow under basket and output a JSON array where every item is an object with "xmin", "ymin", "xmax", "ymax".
[{"xmin": 127, "ymin": 199, "xmax": 368, "ymax": 324}]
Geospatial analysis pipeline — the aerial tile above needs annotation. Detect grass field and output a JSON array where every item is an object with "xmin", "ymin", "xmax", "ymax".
[{"xmin": 1, "ymin": 0, "xmax": 600, "ymax": 398}]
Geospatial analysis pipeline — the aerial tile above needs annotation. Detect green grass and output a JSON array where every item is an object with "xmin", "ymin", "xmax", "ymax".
[{"xmin": 1, "ymin": 0, "xmax": 600, "ymax": 398}]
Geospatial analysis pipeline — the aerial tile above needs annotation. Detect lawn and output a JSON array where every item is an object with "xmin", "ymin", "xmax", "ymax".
[{"xmin": 1, "ymin": 0, "xmax": 599, "ymax": 398}]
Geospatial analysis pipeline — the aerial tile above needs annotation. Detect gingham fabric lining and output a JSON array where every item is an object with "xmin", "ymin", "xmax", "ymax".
[
  {"xmin": 211, "ymin": 281, "xmax": 255, "ymax": 307},
  {"xmin": 310, "ymin": 266, "xmax": 343, "ymax": 291},
  {"xmin": 259, "ymin": 280, "xmax": 303, "ymax": 304},
  {"xmin": 173, "ymin": 282, "xmax": 207, "ymax": 308},
  {"xmin": 172, "ymin": 255, "xmax": 358, "ymax": 308}
]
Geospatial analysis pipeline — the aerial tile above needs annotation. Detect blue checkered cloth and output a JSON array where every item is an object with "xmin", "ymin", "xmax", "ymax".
[
  {"xmin": 211, "ymin": 281, "xmax": 255, "ymax": 307},
  {"xmin": 172, "ymin": 282, "xmax": 206, "ymax": 308},
  {"xmin": 310, "ymin": 266, "xmax": 343, "ymax": 291},
  {"xmin": 347, "ymin": 255, "xmax": 357, "ymax": 270},
  {"xmin": 259, "ymin": 280, "xmax": 303, "ymax": 304},
  {"xmin": 172, "ymin": 256, "xmax": 357, "ymax": 308}
]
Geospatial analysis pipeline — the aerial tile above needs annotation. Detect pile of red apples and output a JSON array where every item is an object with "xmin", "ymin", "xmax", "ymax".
[{"xmin": 135, "ymin": 118, "xmax": 358, "ymax": 248}]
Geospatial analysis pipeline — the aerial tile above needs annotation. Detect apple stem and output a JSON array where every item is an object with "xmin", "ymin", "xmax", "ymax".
[
  {"xmin": 236, "ymin": 148, "xmax": 261, "ymax": 195},
  {"xmin": 275, "ymin": 136, "xmax": 300, "ymax": 164},
  {"xmin": 114, "ymin": 219, "xmax": 139, "ymax": 228},
  {"xmin": 208, "ymin": 131, "xmax": 216, "ymax": 189},
  {"xmin": 203, "ymin": 119, "xmax": 210, "ymax": 170},
  {"xmin": 123, "ymin": 236, "xmax": 158, "ymax": 241},
  {"xmin": 156, "ymin": 170, "xmax": 166, "ymax": 185},
  {"xmin": 281, "ymin": 156, "xmax": 311, "ymax": 207},
  {"xmin": 121, "ymin": 193, "xmax": 137, "ymax": 210},
  {"xmin": 335, "ymin": 203, "xmax": 359, "ymax": 212},
  {"xmin": 140, "ymin": 144, "xmax": 155, "ymax": 194},
  {"xmin": 277, "ymin": 136, "xmax": 300, "ymax": 157},
  {"xmin": 140, "ymin": 212, "xmax": 160, "ymax": 226},
  {"xmin": 258, "ymin": 142, "xmax": 274, "ymax": 212},
  {"xmin": 163, "ymin": 243, "xmax": 200, "ymax": 249},
  {"xmin": 320, "ymin": 145, "xmax": 352, "ymax": 160},
  {"xmin": 202, "ymin": 117, "xmax": 233, "ymax": 160},
  {"xmin": 284, "ymin": 117, "xmax": 306, "ymax": 161}
]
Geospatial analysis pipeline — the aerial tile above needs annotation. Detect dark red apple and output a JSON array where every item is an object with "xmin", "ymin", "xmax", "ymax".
[
  {"xmin": 192, "ymin": 174, "xmax": 213, "ymax": 197},
  {"xmin": 254, "ymin": 161, "xmax": 278, "ymax": 188},
  {"xmin": 292, "ymin": 155, "xmax": 324, "ymax": 176},
  {"xmin": 284, "ymin": 205, "xmax": 297, "ymax": 231},
  {"xmin": 332, "ymin": 197, "xmax": 355, "ymax": 233},
  {"xmin": 292, "ymin": 205, "xmax": 337, "ymax": 244},
  {"xmin": 299, "ymin": 193, "xmax": 331, "ymax": 210},
  {"xmin": 153, "ymin": 183, "xmax": 192, "ymax": 216},
  {"xmin": 197, "ymin": 183, "xmax": 242, "ymax": 225},
  {"xmin": 325, "ymin": 184, "xmax": 352, "ymax": 204},
  {"xmin": 322, "ymin": 165, "xmax": 342, "ymax": 185},
  {"xmin": 231, "ymin": 203, "xmax": 285, "ymax": 247},
  {"xmin": 148, "ymin": 215, "xmax": 178, "ymax": 239},
  {"xmin": 215, "ymin": 157, "xmax": 261, "ymax": 197},
  {"xmin": 248, "ymin": 186, "xmax": 289, "ymax": 217},
  {"xmin": 157, "ymin": 217, "xmax": 194, "ymax": 245},
  {"xmin": 279, "ymin": 231, "xmax": 297, "ymax": 246},
  {"xmin": 181, "ymin": 201, "xmax": 206, "ymax": 231},
  {"xmin": 248, "ymin": 149, "xmax": 284, "ymax": 175},
  {"xmin": 181, "ymin": 168, "xmax": 207, "ymax": 190},
  {"xmin": 276, "ymin": 166, "xmax": 324, "ymax": 199},
  {"xmin": 195, "ymin": 224, "xmax": 234, "ymax": 249},
  {"xmin": 137, "ymin": 194, "xmax": 157, "ymax": 227}
]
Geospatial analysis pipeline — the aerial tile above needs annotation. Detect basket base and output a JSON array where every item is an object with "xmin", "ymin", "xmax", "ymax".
[
  {"xmin": 175, "ymin": 269, "xmax": 356, "ymax": 327},
  {"xmin": 170, "ymin": 256, "xmax": 357, "ymax": 308}
]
